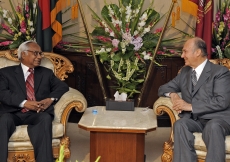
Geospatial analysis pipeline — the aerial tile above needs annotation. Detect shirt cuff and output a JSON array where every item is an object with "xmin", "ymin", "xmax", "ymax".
[{"xmin": 19, "ymin": 100, "xmax": 27, "ymax": 108}]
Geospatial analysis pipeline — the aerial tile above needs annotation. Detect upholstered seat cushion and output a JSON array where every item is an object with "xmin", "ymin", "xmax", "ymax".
[
  {"xmin": 194, "ymin": 133, "xmax": 230, "ymax": 154},
  {"xmin": 8, "ymin": 139, "xmax": 60, "ymax": 151},
  {"xmin": 9, "ymin": 122, "xmax": 63, "ymax": 142}
]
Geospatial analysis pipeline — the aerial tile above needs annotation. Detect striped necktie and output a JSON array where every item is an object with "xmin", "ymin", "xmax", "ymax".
[
  {"xmin": 191, "ymin": 70, "xmax": 197, "ymax": 92},
  {"xmin": 21, "ymin": 68, "xmax": 35, "ymax": 113}
]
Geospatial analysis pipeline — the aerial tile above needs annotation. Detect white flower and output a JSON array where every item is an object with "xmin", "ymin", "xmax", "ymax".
[
  {"xmin": 28, "ymin": 20, "xmax": 33, "ymax": 26},
  {"xmin": 122, "ymin": 48, "xmax": 126, "ymax": 54},
  {"xmin": 112, "ymin": 19, "xmax": 122, "ymax": 26},
  {"xmin": 105, "ymin": 28, "xmax": 110, "ymax": 33},
  {"xmin": 3, "ymin": 9, "xmax": 8, "ymax": 18},
  {"xmin": 143, "ymin": 27, "xmax": 150, "ymax": 33},
  {"xmin": 110, "ymin": 31, "xmax": 115, "ymax": 37},
  {"xmin": 141, "ymin": 51, "xmax": 150, "ymax": 60},
  {"xmin": 126, "ymin": 5, "xmax": 132, "ymax": 15},
  {"xmin": 134, "ymin": 9, "xmax": 139, "ymax": 15},
  {"xmin": 134, "ymin": 30, "xmax": 139, "ymax": 36},
  {"xmin": 140, "ymin": 13, "xmax": 148, "ymax": 21},
  {"xmin": 106, "ymin": 48, "xmax": 111, "ymax": 52},
  {"xmin": 30, "ymin": 27, "xmax": 34, "ymax": 33},
  {"xmin": 8, "ymin": 18, "xmax": 12, "ymax": 24},
  {"xmin": 33, "ymin": 3, "xmax": 36, "ymax": 14},
  {"xmin": 138, "ymin": 21, "xmax": 146, "ymax": 27},
  {"xmin": 108, "ymin": 5, "xmax": 114, "ymax": 16},
  {"xmin": 96, "ymin": 48, "xmax": 106, "ymax": 54},
  {"xmin": 120, "ymin": 42, "xmax": 126, "ymax": 48}
]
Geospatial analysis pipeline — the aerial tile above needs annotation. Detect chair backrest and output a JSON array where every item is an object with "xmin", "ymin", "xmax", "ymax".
[
  {"xmin": 0, "ymin": 50, "xmax": 74, "ymax": 80},
  {"xmin": 209, "ymin": 58, "xmax": 230, "ymax": 70}
]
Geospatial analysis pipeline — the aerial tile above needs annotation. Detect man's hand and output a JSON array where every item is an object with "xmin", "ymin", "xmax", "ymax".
[
  {"xmin": 170, "ymin": 93, "xmax": 192, "ymax": 113},
  {"xmin": 39, "ymin": 98, "xmax": 54, "ymax": 112},
  {"xmin": 24, "ymin": 101, "xmax": 43, "ymax": 112}
]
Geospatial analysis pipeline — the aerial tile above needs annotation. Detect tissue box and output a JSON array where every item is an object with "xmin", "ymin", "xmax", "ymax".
[{"xmin": 106, "ymin": 99, "xmax": 134, "ymax": 111}]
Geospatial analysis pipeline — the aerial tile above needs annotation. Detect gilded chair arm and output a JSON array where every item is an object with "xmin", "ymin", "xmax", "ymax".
[
  {"xmin": 53, "ymin": 87, "xmax": 87, "ymax": 136},
  {"xmin": 153, "ymin": 96, "xmax": 180, "ymax": 122},
  {"xmin": 153, "ymin": 97, "xmax": 180, "ymax": 142}
]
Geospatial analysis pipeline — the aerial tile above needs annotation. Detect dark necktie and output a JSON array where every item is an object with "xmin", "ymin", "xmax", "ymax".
[
  {"xmin": 21, "ymin": 68, "xmax": 35, "ymax": 113},
  {"xmin": 191, "ymin": 70, "xmax": 197, "ymax": 92}
]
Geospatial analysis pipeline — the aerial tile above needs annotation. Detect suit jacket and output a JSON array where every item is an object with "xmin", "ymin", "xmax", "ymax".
[
  {"xmin": 158, "ymin": 60, "xmax": 230, "ymax": 125},
  {"xmin": 0, "ymin": 64, "xmax": 69, "ymax": 116}
]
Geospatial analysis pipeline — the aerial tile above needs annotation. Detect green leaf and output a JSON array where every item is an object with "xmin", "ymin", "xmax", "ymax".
[
  {"xmin": 99, "ymin": 52, "xmax": 109, "ymax": 62},
  {"xmin": 122, "ymin": 50, "xmax": 134, "ymax": 59},
  {"xmin": 112, "ymin": 53, "xmax": 122, "ymax": 61},
  {"xmin": 224, "ymin": 47, "xmax": 230, "ymax": 58},
  {"xmin": 0, "ymin": 34, "xmax": 14, "ymax": 40},
  {"xmin": 92, "ymin": 27, "xmax": 109, "ymax": 37}
]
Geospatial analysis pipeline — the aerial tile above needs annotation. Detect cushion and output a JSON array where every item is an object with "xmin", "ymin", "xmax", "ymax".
[
  {"xmin": 194, "ymin": 133, "xmax": 230, "ymax": 154},
  {"xmin": 9, "ymin": 122, "xmax": 64, "ymax": 142},
  {"xmin": 8, "ymin": 139, "xmax": 60, "ymax": 151}
]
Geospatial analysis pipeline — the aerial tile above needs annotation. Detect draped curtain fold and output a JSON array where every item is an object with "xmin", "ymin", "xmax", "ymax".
[{"xmin": 182, "ymin": 0, "xmax": 213, "ymax": 59}]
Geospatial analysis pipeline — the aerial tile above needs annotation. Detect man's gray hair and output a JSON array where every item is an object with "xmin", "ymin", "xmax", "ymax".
[{"xmin": 17, "ymin": 40, "xmax": 36, "ymax": 59}]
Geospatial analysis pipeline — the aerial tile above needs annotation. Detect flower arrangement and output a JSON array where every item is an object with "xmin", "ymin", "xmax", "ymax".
[
  {"xmin": 88, "ymin": 0, "xmax": 184, "ymax": 98},
  {"xmin": 0, "ymin": 0, "xmax": 37, "ymax": 50},
  {"xmin": 212, "ymin": 0, "xmax": 230, "ymax": 59}
]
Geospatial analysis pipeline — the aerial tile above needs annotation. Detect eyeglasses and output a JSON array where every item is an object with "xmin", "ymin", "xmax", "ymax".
[{"xmin": 24, "ymin": 50, "xmax": 44, "ymax": 57}]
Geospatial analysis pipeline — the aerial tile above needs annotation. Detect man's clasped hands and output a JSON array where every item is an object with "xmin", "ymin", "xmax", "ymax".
[{"xmin": 24, "ymin": 98, "xmax": 53, "ymax": 113}]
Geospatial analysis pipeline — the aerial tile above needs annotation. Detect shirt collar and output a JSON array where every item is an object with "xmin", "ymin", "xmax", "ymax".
[
  {"xmin": 20, "ymin": 63, "xmax": 34, "ymax": 76},
  {"xmin": 193, "ymin": 59, "xmax": 207, "ymax": 80}
]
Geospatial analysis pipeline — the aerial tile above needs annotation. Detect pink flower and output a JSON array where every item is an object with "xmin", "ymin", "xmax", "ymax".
[
  {"xmin": 0, "ymin": 41, "xmax": 13, "ymax": 46},
  {"xmin": 16, "ymin": 5, "xmax": 21, "ymax": 12},
  {"xmin": 20, "ymin": 21, "xmax": 26, "ymax": 28},
  {"xmin": 153, "ymin": 27, "xmax": 163, "ymax": 34},
  {"xmin": 96, "ymin": 36, "xmax": 111, "ymax": 42},
  {"xmin": 112, "ymin": 39, "xmax": 120, "ymax": 48},
  {"xmin": 26, "ymin": 5, "xmax": 29, "ymax": 12},
  {"xmin": 20, "ymin": 28, "xmax": 26, "ymax": 33},
  {"xmin": 84, "ymin": 48, "xmax": 91, "ymax": 53},
  {"xmin": 1, "ymin": 24, "xmax": 14, "ymax": 35},
  {"xmin": 169, "ymin": 50, "xmax": 175, "ymax": 54},
  {"xmin": 157, "ymin": 51, "xmax": 164, "ymax": 55}
]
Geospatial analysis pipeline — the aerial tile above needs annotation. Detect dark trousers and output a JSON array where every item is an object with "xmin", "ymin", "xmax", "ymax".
[
  {"xmin": 0, "ymin": 111, "xmax": 53, "ymax": 162},
  {"xmin": 173, "ymin": 117, "xmax": 230, "ymax": 162}
]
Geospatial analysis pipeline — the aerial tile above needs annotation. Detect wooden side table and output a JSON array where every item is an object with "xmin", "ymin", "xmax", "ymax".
[{"xmin": 78, "ymin": 106, "xmax": 157, "ymax": 162}]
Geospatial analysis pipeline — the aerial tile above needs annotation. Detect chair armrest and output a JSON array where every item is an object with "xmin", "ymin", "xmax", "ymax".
[
  {"xmin": 153, "ymin": 96, "xmax": 180, "ymax": 143},
  {"xmin": 153, "ymin": 97, "xmax": 180, "ymax": 124},
  {"xmin": 54, "ymin": 87, "xmax": 87, "ymax": 123}
]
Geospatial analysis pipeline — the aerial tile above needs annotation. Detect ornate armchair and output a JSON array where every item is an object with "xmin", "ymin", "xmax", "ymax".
[
  {"xmin": 0, "ymin": 50, "xmax": 87, "ymax": 162},
  {"xmin": 153, "ymin": 58, "xmax": 230, "ymax": 162}
]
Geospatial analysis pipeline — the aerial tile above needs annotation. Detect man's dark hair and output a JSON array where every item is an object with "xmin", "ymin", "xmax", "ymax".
[{"xmin": 193, "ymin": 37, "xmax": 208, "ymax": 57}]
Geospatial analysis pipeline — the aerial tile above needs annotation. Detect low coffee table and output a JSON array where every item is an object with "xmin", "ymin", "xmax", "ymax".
[{"xmin": 78, "ymin": 106, "xmax": 157, "ymax": 162}]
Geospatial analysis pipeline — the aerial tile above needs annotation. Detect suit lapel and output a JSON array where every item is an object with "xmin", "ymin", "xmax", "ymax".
[
  {"xmin": 34, "ymin": 67, "xmax": 43, "ymax": 93},
  {"xmin": 187, "ymin": 69, "xmax": 193, "ymax": 95},
  {"xmin": 192, "ymin": 61, "xmax": 211, "ymax": 96},
  {"xmin": 15, "ymin": 65, "xmax": 27, "ymax": 96}
]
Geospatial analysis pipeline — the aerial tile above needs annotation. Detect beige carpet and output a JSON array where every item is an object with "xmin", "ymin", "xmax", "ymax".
[{"xmin": 66, "ymin": 123, "xmax": 171, "ymax": 162}]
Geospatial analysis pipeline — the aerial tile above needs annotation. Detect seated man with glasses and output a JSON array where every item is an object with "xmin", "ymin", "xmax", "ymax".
[{"xmin": 0, "ymin": 40, "xmax": 69, "ymax": 162}]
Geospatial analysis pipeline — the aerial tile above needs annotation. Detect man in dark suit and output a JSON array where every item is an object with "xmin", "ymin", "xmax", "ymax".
[
  {"xmin": 0, "ymin": 41, "xmax": 69, "ymax": 162},
  {"xmin": 158, "ymin": 37, "xmax": 230, "ymax": 162}
]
